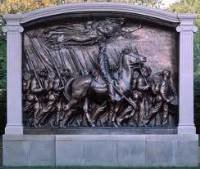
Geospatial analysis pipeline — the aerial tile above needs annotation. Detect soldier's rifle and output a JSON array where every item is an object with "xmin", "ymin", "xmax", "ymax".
[
  {"xmin": 25, "ymin": 49, "xmax": 43, "ymax": 88},
  {"xmin": 28, "ymin": 34, "xmax": 64, "ymax": 88},
  {"xmin": 45, "ymin": 45, "xmax": 65, "ymax": 87},
  {"xmin": 27, "ymin": 35, "xmax": 52, "ymax": 73},
  {"xmin": 139, "ymin": 63, "xmax": 149, "ymax": 87},
  {"xmin": 30, "ymin": 59, "xmax": 43, "ymax": 89},
  {"xmin": 111, "ymin": 83, "xmax": 137, "ymax": 109}
]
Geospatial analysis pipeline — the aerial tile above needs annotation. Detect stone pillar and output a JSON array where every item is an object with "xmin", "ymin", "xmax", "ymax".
[
  {"xmin": 176, "ymin": 14, "xmax": 198, "ymax": 134},
  {"xmin": 2, "ymin": 15, "xmax": 24, "ymax": 134}
]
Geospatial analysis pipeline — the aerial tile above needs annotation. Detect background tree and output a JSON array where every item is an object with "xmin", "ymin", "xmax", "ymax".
[{"xmin": 0, "ymin": 18, "xmax": 5, "ymax": 89}]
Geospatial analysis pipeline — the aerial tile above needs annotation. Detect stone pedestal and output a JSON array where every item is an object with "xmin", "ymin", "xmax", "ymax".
[{"xmin": 3, "ymin": 134, "xmax": 199, "ymax": 167}]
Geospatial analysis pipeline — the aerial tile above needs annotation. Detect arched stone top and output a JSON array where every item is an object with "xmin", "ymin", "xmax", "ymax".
[
  {"xmin": 3, "ymin": 3, "xmax": 181, "ymax": 24},
  {"xmin": 21, "ymin": 3, "xmax": 180, "ymax": 23}
]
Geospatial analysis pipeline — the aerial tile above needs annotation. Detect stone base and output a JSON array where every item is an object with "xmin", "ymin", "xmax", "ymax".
[
  {"xmin": 5, "ymin": 125, "xmax": 23, "ymax": 135},
  {"xmin": 3, "ymin": 134, "xmax": 199, "ymax": 167}
]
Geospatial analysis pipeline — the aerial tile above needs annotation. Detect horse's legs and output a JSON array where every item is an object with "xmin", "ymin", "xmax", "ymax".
[
  {"xmin": 83, "ymin": 97, "xmax": 95, "ymax": 127},
  {"xmin": 61, "ymin": 110, "xmax": 73, "ymax": 128},
  {"xmin": 60, "ymin": 99, "xmax": 78, "ymax": 128},
  {"xmin": 92, "ymin": 101, "xmax": 107, "ymax": 124},
  {"xmin": 64, "ymin": 99, "xmax": 77, "ymax": 112},
  {"xmin": 116, "ymin": 106, "xmax": 133, "ymax": 126}
]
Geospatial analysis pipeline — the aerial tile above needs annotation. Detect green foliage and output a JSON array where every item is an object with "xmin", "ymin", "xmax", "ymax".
[
  {"xmin": 194, "ymin": 30, "xmax": 200, "ymax": 77},
  {"xmin": 0, "ymin": 89, "xmax": 6, "ymax": 134},
  {"xmin": 194, "ymin": 29, "xmax": 200, "ymax": 132},
  {"xmin": 0, "ymin": 29, "xmax": 6, "ymax": 89},
  {"xmin": 117, "ymin": 0, "xmax": 163, "ymax": 8},
  {"xmin": 0, "ymin": 19, "xmax": 6, "ymax": 134},
  {"xmin": 0, "ymin": 0, "xmax": 58, "ymax": 14},
  {"xmin": 194, "ymin": 77, "xmax": 200, "ymax": 132},
  {"xmin": 169, "ymin": 0, "xmax": 200, "ymax": 14}
]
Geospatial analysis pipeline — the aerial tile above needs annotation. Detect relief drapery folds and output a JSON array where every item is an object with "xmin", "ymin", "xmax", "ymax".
[{"xmin": 22, "ymin": 17, "xmax": 178, "ymax": 128}]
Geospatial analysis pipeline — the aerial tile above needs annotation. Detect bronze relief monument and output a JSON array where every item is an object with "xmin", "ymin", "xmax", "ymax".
[
  {"xmin": 23, "ymin": 17, "xmax": 178, "ymax": 129},
  {"xmin": 3, "ymin": 3, "xmax": 198, "ymax": 167}
]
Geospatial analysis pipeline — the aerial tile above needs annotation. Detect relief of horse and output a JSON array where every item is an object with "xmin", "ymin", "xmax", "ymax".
[{"xmin": 61, "ymin": 47, "xmax": 147, "ymax": 127}]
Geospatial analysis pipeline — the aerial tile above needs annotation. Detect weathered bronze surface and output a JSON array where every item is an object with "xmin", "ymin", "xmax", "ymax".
[{"xmin": 22, "ymin": 16, "xmax": 178, "ymax": 129}]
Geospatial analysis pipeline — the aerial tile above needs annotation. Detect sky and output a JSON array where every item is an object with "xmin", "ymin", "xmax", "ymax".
[{"xmin": 162, "ymin": 0, "xmax": 179, "ymax": 7}]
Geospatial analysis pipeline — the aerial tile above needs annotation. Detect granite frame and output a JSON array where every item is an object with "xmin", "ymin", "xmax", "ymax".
[{"xmin": 2, "ymin": 3, "xmax": 199, "ymax": 167}]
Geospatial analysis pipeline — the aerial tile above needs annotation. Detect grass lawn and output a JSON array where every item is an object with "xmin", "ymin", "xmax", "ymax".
[{"xmin": 3, "ymin": 167, "xmax": 200, "ymax": 169}]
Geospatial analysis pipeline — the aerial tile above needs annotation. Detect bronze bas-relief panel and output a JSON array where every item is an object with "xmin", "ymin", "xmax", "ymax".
[{"xmin": 22, "ymin": 16, "xmax": 178, "ymax": 129}]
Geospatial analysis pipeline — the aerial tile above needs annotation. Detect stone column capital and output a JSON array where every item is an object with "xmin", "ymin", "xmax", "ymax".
[
  {"xmin": 176, "ymin": 25, "xmax": 198, "ymax": 33},
  {"xmin": 176, "ymin": 13, "xmax": 198, "ymax": 33},
  {"xmin": 2, "ymin": 25, "xmax": 24, "ymax": 33},
  {"xmin": 2, "ymin": 14, "xmax": 24, "ymax": 33}
]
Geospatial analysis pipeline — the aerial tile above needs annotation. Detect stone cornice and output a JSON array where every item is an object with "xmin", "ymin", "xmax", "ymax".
[{"xmin": 2, "ymin": 3, "xmax": 197, "ymax": 32}]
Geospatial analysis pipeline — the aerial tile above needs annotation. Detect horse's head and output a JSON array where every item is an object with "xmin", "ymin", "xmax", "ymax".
[{"xmin": 121, "ymin": 47, "xmax": 147, "ymax": 67}]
